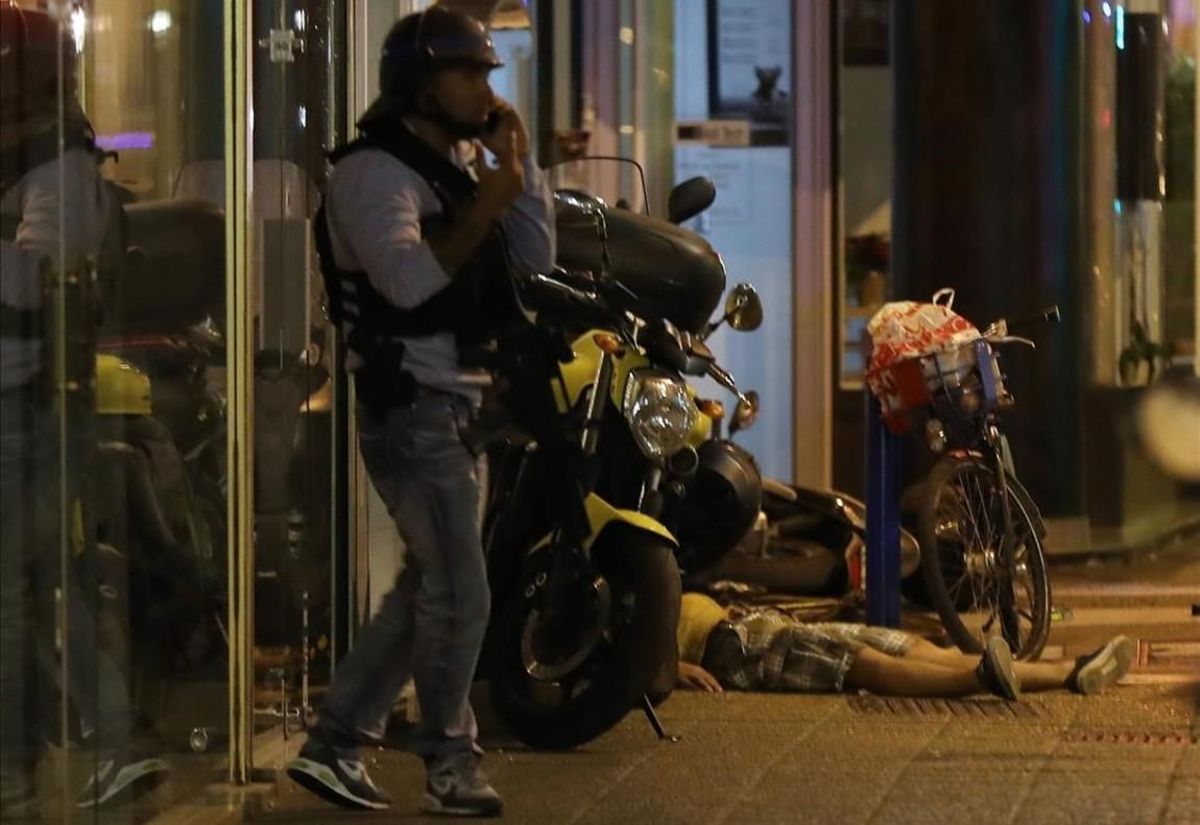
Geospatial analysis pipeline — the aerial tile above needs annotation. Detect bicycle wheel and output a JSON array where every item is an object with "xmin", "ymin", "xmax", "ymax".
[{"xmin": 916, "ymin": 453, "xmax": 1051, "ymax": 660}]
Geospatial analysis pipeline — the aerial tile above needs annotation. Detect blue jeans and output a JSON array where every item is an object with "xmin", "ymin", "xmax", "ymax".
[
  {"xmin": 0, "ymin": 385, "xmax": 132, "ymax": 804},
  {"xmin": 314, "ymin": 390, "xmax": 489, "ymax": 760}
]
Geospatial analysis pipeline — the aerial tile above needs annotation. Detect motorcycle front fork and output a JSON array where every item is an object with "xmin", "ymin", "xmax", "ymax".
[{"xmin": 567, "ymin": 349, "xmax": 680, "ymax": 742}]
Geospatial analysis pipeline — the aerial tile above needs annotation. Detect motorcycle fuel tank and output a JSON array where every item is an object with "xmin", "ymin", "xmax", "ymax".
[{"xmin": 554, "ymin": 193, "xmax": 726, "ymax": 335}]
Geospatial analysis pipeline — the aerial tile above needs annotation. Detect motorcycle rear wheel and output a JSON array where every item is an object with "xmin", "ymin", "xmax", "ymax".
[{"xmin": 488, "ymin": 526, "xmax": 681, "ymax": 750}]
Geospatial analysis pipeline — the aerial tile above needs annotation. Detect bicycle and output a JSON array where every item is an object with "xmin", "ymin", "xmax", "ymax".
[{"xmin": 879, "ymin": 303, "xmax": 1061, "ymax": 660}]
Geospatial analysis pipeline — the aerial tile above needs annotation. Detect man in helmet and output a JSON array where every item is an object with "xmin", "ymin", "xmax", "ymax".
[
  {"xmin": 287, "ymin": 5, "xmax": 553, "ymax": 817},
  {"xmin": 1, "ymin": 3, "xmax": 167, "ymax": 818}
]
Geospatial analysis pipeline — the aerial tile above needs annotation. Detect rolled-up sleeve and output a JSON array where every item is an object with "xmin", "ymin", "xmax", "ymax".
[
  {"xmin": 326, "ymin": 151, "xmax": 453, "ymax": 311},
  {"xmin": 1, "ymin": 150, "xmax": 108, "ymax": 309},
  {"xmin": 500, "ymin": 156, "xmax": 556, "ymax": 276}
]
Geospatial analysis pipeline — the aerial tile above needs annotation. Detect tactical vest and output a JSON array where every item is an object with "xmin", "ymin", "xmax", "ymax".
[{"xmin": 315, "ymin": 122, "xmax": 520, "ymax": 413}]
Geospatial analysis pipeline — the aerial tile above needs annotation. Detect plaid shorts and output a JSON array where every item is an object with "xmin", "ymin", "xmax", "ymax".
[{"xmin": 701, "ymin": 616, "xmax": 915, "ymax": 693}]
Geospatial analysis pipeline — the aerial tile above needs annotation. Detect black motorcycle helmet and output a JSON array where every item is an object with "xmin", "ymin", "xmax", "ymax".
[
  {"xmin": 675, "ymin": 440, "xmax": 763, "ymax": 575},
  {"xmin": 363, "ymin": 5, "xmax": 503, "ymax": 138}
]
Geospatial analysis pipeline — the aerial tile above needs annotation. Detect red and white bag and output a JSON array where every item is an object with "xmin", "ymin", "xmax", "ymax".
[{"xmin": 866, "ymin": 289, "xmax": 982, "ymax": 433}]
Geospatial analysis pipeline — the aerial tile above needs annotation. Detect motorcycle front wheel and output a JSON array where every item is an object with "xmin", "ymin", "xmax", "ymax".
[
  {"xmin": 487, "ymin": 526, "xmax": 681, "ymax": 750},
  {"xmin": 915, "ymin": 454, "xmax": 1051, "ymax": 661}
]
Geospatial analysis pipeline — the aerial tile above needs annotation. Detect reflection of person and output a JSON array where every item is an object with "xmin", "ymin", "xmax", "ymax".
[
  {"xmin": 0, "ymin": 3, "xmax": 166, "ymax": 817},
  {"xmin": 287, "ymin": 6, "xmax": 553, "ymax": 818},
  {"xmin": 676, "ymin": 594, "xmax": 1135, "ymax": 699}
]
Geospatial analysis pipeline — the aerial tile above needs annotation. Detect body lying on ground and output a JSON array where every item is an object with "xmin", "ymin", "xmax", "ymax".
[{"xmin": 675, "ymin": 593, "xmax": 1134, "ymax": 701}]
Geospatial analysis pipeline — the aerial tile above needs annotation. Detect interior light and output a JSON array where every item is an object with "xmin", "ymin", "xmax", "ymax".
[
  {"xmin": 149, "ymin": 10, "xmax": 172, "ymax": 34},
  {"xmin": 70, "ymin": 8, "xmax": 86, "ymax": 53}
]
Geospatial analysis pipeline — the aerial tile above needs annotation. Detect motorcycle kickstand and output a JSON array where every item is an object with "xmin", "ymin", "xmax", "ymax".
[{"xmin": 642, "ymin": 694, "xmax": 681, "ymax": 743}]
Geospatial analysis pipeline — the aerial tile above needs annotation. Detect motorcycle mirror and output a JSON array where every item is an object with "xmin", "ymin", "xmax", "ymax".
[
  {"xmin": 730, "ymin": 390, "xmax": 760, "ymax": 434},
  {"xmin": 555, "ymin": 189, "xmax": 607, "ymax": 217},
  {"xmin": 725, "ymin": 283, "xmax": 764, "ymax": 332},
  {"xmin": 554, "ymin": 189, "xmax": 616, "ymax": 286},
  {"xmin": 668, "ymin": 176, "xmax": 717, "ymax": 224}
]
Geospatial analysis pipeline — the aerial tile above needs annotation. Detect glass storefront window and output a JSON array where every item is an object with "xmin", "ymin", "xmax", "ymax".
[
  {"xmin": 2, "ymin": 0, "xmax": 231, "ymax": 818},
  {"xmin": 671, "ymin": 0, "xmax": 797, "ymax": 481},
  {"xmin": 2, "ymin": 0, "xmax": 353, "ymax": 816},
  {"xmin": 837, "ymin": 0, "xmax": 891, "ymax": 391},
  {"xmin": 248, "ymin": 0, "xmax": 344, "ymax": 777}
]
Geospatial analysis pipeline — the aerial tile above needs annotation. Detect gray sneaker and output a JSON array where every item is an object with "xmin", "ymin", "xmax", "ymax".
[
  {"xmin": 976, "ymin": 636, "xmax": 1021, "ymax": 701},
  {"xmin": 287, "ymin": 738, "xmax": 392, "ymax": 811},
  {"xmin": 422, "ymin": 752, "xmax": 503, "ymax": 818},
  {"xmin": 1069, "ymin": 636, "xmax": 1136, "ymax": 695}
]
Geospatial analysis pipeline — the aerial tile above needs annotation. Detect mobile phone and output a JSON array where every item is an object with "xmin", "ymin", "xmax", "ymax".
[{"xmin": 485, "ymin": 109, "xmax": 503, "ymax": 135}]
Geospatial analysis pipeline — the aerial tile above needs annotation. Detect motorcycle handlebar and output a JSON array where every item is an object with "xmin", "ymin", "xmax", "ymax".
[{"xmin": 706, "ymin": 361, "xmax": 750, "ymax": 407}]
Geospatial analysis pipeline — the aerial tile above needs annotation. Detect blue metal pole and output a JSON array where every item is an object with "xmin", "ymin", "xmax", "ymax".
[{"xmin": 865, "ymin": 390, "xmax": 902, "ymax": 628}]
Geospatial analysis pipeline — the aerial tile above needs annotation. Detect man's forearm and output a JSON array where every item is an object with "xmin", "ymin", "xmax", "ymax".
[{"xmin": 427, "ymin": 200, "xmax": 499, "ymax": 277}]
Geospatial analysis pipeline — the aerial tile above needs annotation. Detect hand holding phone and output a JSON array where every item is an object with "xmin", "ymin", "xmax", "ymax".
[
  {"xmin": 480, "ymin": 100, "xmax": 530, "ymax": 160},
  {"xmin": 472, "ymin": 134, "xmax": 524, "ymax": 218}
]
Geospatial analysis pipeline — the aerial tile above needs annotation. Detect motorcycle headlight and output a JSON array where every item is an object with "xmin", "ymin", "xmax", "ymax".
[{"xmin": 622, "ymin": 371, "xmax": 697, "ymax": 459}]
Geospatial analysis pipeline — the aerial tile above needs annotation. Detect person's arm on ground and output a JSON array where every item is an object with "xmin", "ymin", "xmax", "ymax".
[{"xmin": 678, "ymin": 662, "xmax": 723, "ymax": 693}]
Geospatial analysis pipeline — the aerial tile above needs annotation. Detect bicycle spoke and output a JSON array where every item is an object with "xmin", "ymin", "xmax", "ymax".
[
  {"xmin": 947, "ymin": 573, "xmax": 970, "ymax": 600},
  {"xmin": 955, "ymin": 479, "xmax": 986, "ymax": 556},
  {"xmin": 971, "ymin": 473, "xmax": 996, "ymax": 551}
]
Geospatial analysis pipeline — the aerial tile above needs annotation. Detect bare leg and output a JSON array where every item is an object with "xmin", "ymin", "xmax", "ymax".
[
  {"xmin": 901, "ymin": 636, "xmax": 1072, "ymax": 692},
  {"xmin": 1013, "ymin": 660, "xmax": 1074, "ymax": 692},
  {"xmin": 901, "ymin": 637, "xmax": 975, "ymax": 667},
  {"xmin": 844, "ymin": 646, "xmax": 982, "ymax": 697}
]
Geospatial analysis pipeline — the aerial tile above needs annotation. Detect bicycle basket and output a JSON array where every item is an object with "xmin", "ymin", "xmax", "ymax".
[{"xmin": 866, "ymin": 289, "xmax": 997, "ymax": 434}]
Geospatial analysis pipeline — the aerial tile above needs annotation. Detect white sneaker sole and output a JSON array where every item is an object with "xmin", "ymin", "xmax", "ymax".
[
  {"xmin": 286, "ymin": 758, "xmax": 390, "ymax": 811},
  {"xmin": 77, "ymin": 758, "xmax": 170, "ymax": 809},
  {"xmin": 1075, "ymin": 636, "xmax": 1136, "ymax": 695},
  {"xmin": 422, "ymin": 792, "xmax": 503, "ymax": 818}
]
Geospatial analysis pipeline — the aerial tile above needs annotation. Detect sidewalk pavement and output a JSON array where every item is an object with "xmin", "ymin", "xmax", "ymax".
[
  {"xmin": 143, "ymin": 558, "xmax": 1199, "ymax": 825},
  {"xmin": 246, "ymin": 681, "xmax": 1197, "ymax": 825}
]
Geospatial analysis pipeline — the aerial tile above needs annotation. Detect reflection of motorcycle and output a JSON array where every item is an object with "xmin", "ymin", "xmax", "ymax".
[
  {"xmin": 90, "ymin": 197, "xmax": 332, "ymax": 745},
  {"xmin": 481, "ymin": 173, "xmax": 762, "ymax": 749},
  {"xmin": 98, "ymin": 199, "xmax": 229, "ymax": 572},
  {"xmin": 87, "ymin": 351, "xmax": 227, "ymax": 731}
]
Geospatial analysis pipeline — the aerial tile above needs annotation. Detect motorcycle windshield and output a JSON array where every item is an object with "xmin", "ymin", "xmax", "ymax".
[
  {"xmin": 548, "ymin": 157, "xmax": 648, "ymax": 215},
  {"xmin": 550, "ymin": 158, "xmax": 726, "ymax": 335}
]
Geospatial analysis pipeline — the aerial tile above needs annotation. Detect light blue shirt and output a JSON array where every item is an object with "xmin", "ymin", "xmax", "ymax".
[{"xmin": 1, "ymin": 148, "xmax": 110, "ymax": 391}]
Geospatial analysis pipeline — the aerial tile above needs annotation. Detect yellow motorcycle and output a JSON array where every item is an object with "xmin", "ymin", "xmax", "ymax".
[{"xmin": 482, "ymin": 177, "xmax": 763, "ymax": 749}]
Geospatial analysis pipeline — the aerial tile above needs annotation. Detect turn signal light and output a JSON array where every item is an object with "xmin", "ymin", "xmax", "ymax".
[
  {"xmin": 593, "ymin": 333, "xmax": 624, "ymax": 355},
  {"xmin": 696, "ymin": 399, "xmax": 726, "ymax": 421}
]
